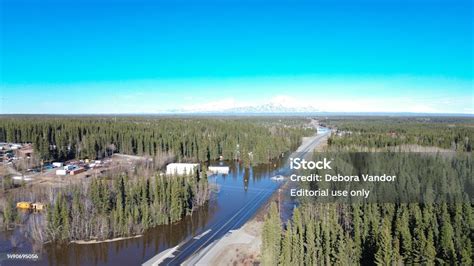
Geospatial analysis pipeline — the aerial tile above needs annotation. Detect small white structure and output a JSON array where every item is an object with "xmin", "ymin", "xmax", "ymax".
[
  {"xmin": 166, "ymin": 163, "xmax": 199, "ymax": 176},
  {"xmin": 52, "ymin": 162, "xmax": 64, "ymax": 168},
  {"xmin": 64, "ymin": 165, "xmax": 76, "ymax": 171},
  {"xmin": 12, "ymin": 176, "xmax": 33, "ymax": 182},
  {"xmin": 56, "ymin": 169, "xmax": 67, "ymax": 176},
  {"xmin": 208, "ymin": 166, "xmax": 230, "ymax": 175},
  {"xmin": 271, "ymin": 175, "xmax": 285, "ymax": 181}
]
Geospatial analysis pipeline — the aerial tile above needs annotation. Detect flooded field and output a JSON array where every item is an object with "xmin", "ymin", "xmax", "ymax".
[{"xmin": 0, "ymin": 160, "xmax": 285, "ymax": 265}]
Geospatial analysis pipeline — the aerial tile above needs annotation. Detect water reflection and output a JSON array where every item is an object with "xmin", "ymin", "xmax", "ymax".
[{"xmin": 1, "ymin": 160, "xmax": 283, "ymax": 266}]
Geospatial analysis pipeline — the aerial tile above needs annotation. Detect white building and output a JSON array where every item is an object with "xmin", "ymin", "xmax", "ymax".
[
  {"xmin": 208, "ymin": 166, "xmax": 230, "ymax": 175},
  {"xmin": 166, "ymin": 163, "xmax": 199, "ymax": 176},
  {"xmin": 56, "ymin": 169, "xmax": 67, "ymax": 176},
  {"xmin": 10, "ymin": 144, "xmax": 21, "ymax": 150},
  {"xmin": 52, "ymin": 162, "xmax": 64, "ymax": 168}
]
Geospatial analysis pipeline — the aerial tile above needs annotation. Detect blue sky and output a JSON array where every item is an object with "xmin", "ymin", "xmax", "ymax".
[{"xmin": 0, "ymin": 0, "xmax": 472, "ymax": 114}]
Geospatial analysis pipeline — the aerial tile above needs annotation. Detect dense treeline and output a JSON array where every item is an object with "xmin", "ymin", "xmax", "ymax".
[
  {"xmin": 262, "ymin": 117, "xmax": 473, "ymax": 265},
  {"xmin": 304, "ymin": 152, "xmax": 473, "ymax": 203},
  {"xmin": 3, "ymin": 169, "xmax": 210, "ymax": 242},
  {"xmin": 0, "ymin": 116, "xmax": 312, "ymax": 165},
  {"xmin": 263, "ymin": 152, "xmax": 473, "ymax": 264},
  {"xmin": 325, "ymin": 117, "xmax": 473, "ymax": 151},
  {"xmin": 1, "ymin": 116, "xmax": 311, "ymax": 244},
  {"xmin": 262, "ymin": 202, "xmax": 473, "ymax": 265}
]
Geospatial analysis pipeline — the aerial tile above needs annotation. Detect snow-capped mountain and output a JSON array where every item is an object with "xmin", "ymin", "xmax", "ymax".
[
  {"xmin": 166, "ymin": 102, "xmax": 320, "ymax": 114},
  {"xmin": 223, "ymin": 102, "xmax": 320, "ymax": 114}
]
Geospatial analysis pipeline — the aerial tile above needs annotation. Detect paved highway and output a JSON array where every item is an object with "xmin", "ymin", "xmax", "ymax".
[
  {"xmin": 143, "ymin": 126, "xmax": 331, "ymax": 266},
  {"xmin": 155, "ymin": 187, "xmax": 274, "ymax": 265}
]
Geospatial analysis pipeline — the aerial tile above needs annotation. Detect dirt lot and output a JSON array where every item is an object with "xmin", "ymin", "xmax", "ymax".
[
  {"xmin": 206, "ymin": 220, "xmax": 264, "ymax": 266},
  {"xmin": 0, "ymin": 153, "xmax": 150, "ymax": 197}
]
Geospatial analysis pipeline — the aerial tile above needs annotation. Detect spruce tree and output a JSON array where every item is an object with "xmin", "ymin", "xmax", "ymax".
[{"xmin": 374, "ymin": 217, "xmax": 392, "ymax": 265}]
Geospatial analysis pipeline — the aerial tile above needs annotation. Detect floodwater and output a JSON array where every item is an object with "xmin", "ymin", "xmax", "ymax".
[{"xmin": 0, "ymin": 160, "xmax": 285, "ymax": 266}]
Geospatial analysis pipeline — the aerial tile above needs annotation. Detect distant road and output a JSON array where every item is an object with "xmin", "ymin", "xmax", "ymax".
[
  {"xmin": 295, "ymin": 128, "xmax": 331, "ymax": 154},
  {"xmin": 143, "ymin": 125, "xmax": 331, "ymax": 266}
]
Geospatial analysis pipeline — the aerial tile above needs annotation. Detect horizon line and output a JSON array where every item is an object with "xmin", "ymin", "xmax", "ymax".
[{"xmin": 1, "ymin": 112, "xmax": 473, "ymax": 117}]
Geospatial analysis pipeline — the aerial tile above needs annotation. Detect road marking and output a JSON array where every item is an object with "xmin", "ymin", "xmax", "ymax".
[{"xmin": 193, "ymin": 229, "xmax": 211, "ymax": 240}]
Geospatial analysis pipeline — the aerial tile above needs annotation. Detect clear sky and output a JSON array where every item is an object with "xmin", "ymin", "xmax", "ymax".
[{"xmin": 0, "ymin": 0, "xmax": 472, "ymax": 114}]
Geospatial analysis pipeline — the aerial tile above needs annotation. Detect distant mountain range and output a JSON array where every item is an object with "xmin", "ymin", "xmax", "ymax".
[
  {"xmin": 160, "ymin": 104, "xmax": 474, "ymax": 117},
  {"xmin": 166, "ymin": 102, "xmax": 321, "ymax": 114}
]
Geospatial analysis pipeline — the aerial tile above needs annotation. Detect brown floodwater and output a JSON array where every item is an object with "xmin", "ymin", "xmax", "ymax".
[{"xmin": 0, "ymin": 159, "xmax": 286, "ymax": 266}]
